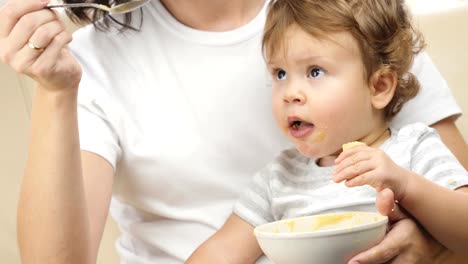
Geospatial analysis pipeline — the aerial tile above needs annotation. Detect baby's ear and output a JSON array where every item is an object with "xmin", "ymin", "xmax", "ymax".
[{"xmin": 369, "ymin": 69, "xmax": 397, "ymax": 110}]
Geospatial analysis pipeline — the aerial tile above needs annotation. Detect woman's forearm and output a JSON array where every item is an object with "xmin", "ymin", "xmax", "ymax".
[
  {"xmin": 432, "ymin": 118, "xmax": 468, "ymax": 170},
  {"xmin": 17, "ymin": 86, "xmax": 91, "ymax": 264},
  {"xmin": 402, "ymin": 173, "xmax": 468, "ymax": 254}
]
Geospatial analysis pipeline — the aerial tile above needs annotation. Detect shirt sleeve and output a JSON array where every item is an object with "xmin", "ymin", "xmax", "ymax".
[
  {"xmin": 391, "ymin": 52, "xmax": 462, "ymax": 130},
  {"xmin": 233, "ymin": 164, "xmax": 275, "ymax": 227},
  {"xmin": 410, "ymin": 124, "xmax": 468, "ymax": 190},
  {"xmin": 71, "ymin": 29, "xmax": 122, "ymax": 170},
  {"xmin": 78, "ymin": 95, "xmax": 121, "ymax": 170}
]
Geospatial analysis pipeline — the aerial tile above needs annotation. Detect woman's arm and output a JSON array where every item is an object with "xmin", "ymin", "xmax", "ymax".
[
  {"xmin": 81, "ymin": 151, "xmax": 115, "ymax": 263},
  {"xmin": 186, "ymin": 214, "xmax": 263, "ymax": 264},
  {"xmin": 17, "ymin": 87, "xmax": 90, "ymax": 264},
  {"xmin": 0, "ymin": 0, "xmax": 114, "ymax": 262},
  {"xmin": 18, "ymin": 107, "xmax": 114, "ymax": 264},
  {"xmin": 17, "ymin": 84, "xmax": 115, "ymax": 264},
  {"xmin": 17, "ymin": 86, "xmax": 115, "ymax": 263},
  {"xmin": 431, "ymin": 117, "xmax": 468, "ymax": 170},
  {"xmin": 438, "ymin": 188, "xmax": 468, "ymax": 264}
]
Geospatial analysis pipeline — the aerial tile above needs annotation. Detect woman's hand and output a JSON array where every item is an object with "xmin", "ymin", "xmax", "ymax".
[
  {"xmin": 333, "ymin": 145, "xmax": 409, "ymax": 202},
  {"xmin": 0, "ymin": 0, "xmax": 82, "ymax": 92},
  {"xmin": 348, "ymin": 189, "xmax": 446, "ymax": 264}
]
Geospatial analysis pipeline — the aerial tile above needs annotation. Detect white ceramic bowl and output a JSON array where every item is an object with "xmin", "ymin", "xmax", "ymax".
[{"xmin": 254, "ymin": 212, "xmax": 388, "ymax": 264}]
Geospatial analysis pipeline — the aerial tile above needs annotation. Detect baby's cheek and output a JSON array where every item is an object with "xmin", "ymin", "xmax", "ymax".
[{"xmin": 271, "ymin": 101, "xmax": 285, "ymax": 126}]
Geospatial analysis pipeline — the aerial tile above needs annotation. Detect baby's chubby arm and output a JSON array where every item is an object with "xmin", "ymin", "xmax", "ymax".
[
  {"xmin": 333, "ymin": 144, "xmax": 468, "ymax": 255},
  {"xmin": 186, "ymin": 214, "xmax": 263, "ymax": 264},
  {"xmin": 399, "ymin": 177, "xmax": 468, "ymax": 254}
]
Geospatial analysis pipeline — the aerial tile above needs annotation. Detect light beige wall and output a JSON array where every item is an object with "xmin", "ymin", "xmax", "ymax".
[
  {"xmin": 0, "ymin": 63, "xmax": 31, "ymax": 264},
  {"xmin": 0, "ymin": 2, "xmax": 467, "ymax": 264}
]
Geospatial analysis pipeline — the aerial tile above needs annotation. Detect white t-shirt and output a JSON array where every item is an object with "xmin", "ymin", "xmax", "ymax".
[{"xmin": 69, "ymin": 1, "xmax": 462, "ymax": 263}]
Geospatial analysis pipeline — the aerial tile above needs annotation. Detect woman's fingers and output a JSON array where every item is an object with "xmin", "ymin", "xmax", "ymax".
[
  {"xmin": 348, "ymin": 219, "xmax": 416, "ymax": 264},
  {"xmin": 0, "ymin": 0, "xmax": 78, "ymax": 88},
  {"xmin": 32, "ymin": 30, "xmax": 72, "ymax": 75},
  {"xmin": 7, "ymin": 9, "xmax": 57, "ymax": 53},
  {"xmin": 0, "ymin": 0, "xmax": 49, "ymax": 38},
  {"xmin": 28, "ymin": 19, "xmax": 65, "ymax": 49},
  {"xmin": 10, "ymin": 20, "xmax": 66, "ymax": 73},
  {"xmin": 347, "ymin": 230, "xmax": 402, "ymax": 264},
  {"xmin": 348, "ymin": 218, "xmax": 438, "ymax": 264},
  {"xmin": 32, "ymin": 29, "xmax": 81, "ymax": 90},
  {"xmin": 0, "ymin": 0, "xmax": 55, "ymax": 67}
]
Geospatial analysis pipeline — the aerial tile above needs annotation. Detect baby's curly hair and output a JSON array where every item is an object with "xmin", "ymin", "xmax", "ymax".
[{"xmin": 263, "ymin": 0, "xmax": 425, "ymax": 120}]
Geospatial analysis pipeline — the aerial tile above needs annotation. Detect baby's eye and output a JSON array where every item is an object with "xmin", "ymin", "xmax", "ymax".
[
  {"xmin": 276, "ymin": 69, "xmax": 288, "ymax": 80},
  {"xmin": 308, "ymin": 67, "xmax": 325, "ymax": 79}
]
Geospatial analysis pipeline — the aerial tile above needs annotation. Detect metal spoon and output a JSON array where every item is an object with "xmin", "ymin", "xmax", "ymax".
[{"xmin": 47, "ymin": 0, "xmax": 151, "ymax": 14}]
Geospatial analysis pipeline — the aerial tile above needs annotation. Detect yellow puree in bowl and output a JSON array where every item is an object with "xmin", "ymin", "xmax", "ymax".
[
  {"xmin": 283, "ymin": 212, "xmax": 367, "ymax": 233},
  {"xmin": 309, "ymin": 213, "xmax": 355, "ymax": 232}
]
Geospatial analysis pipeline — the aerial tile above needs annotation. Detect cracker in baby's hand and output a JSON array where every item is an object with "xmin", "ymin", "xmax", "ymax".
[{"xmin": 342, "ymin": 141, "xmax": 366, "ymax": 151}]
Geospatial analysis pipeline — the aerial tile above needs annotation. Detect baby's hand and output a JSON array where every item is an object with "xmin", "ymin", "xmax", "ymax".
[{"xmin": 333, "ymin": 142, "xmax": 409, "ymax": 201}]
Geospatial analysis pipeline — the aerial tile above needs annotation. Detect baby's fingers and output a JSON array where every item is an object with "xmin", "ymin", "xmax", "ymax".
[
  {"xmin": 344, "ymin": 169, "xmax": 379, "ymax": 188},
  {"xmin": 333, "ymin": 154, "xmax": 371, "ymax": 182}
]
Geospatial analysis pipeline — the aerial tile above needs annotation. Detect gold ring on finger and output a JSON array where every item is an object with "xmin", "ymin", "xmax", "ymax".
[{"xmin": 27, "ymin": 41, "xmax": 45, "ymax": 52}]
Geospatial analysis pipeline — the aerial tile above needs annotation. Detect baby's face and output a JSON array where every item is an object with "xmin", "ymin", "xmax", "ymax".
[{"xmin": 267, "ymin": 25, "xmax": 376, "ymax": 158}]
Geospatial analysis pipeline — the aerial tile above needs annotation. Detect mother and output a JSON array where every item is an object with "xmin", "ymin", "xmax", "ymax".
[{"xmin": 1, "ymin": 0, "xmax": 467, "ymax": 263}]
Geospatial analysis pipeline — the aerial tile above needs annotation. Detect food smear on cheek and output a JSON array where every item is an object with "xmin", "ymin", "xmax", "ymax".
[{"xmin": 313, "ymin": 131, "xmax": 326, "ymax": 142}]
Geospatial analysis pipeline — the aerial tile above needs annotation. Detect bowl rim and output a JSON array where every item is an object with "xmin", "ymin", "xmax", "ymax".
[{"xmin": 254, "ymin": 212, "xmax": 388, "ymax": 239}]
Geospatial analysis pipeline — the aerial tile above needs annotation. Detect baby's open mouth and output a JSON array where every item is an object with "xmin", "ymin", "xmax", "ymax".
[
  {"xmin": 288, "ymin": 117, "xmax": 315, "ymax": 138},
  {"xmin": 288, "ymin": 118, "xmax": 314, "ymax": 129},
  {"xmin": 291, "ymin": 120, "xmax": 301, "ymax": 129}
]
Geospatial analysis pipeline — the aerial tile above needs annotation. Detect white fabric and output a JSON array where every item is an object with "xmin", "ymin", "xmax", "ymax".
[
  {"xmin": 394, "ymin": 52, "xmax": 462, "ymax": 129},
  {"xmin": 234, "ymin": 123, "xmax": 468, "ymax": 227},
  {"xmin": 69, "ymin": 0, "xmax": 462, "ymax": 263}
]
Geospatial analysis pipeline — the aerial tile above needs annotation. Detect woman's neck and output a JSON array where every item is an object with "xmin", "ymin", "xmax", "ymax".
[{"xmin": 160, "ymin": 0, "xmax": 266, "ymax": 31}]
